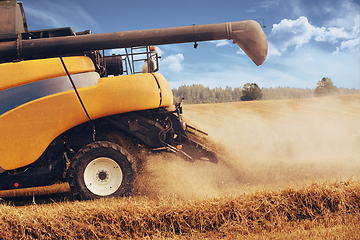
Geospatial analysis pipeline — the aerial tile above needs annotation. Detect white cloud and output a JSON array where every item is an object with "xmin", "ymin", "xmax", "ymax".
[
  {"xmin": 109, "ymin": 48, "xmax": 126, "ymax": 55},
  {"xmin": 161, "ymin": 53, "xmax": 184, "ymax": 72},
  {"xmin": 236, "ymin": 49, "xmax": 245, "ymax": 55},
  {"xmin": 247, "ymin": 0, "xmax": 281, "ymax": 13},
  {"xmin": 269, "ymin": 15, "xmax": 360, "ymax": 56},
  {"xmin": 323, "ymin": 0, "xmax": 359, "ymax": 30},
  {"xmin": 24, "ymin": 0, "xmax": 99, "ymax": 31},
  {"xmin": 313, "ymin": 27, "xmax": 350, "ymax": 43},
  {"xmin": 267, "ymin": 42, "xmax": 281, "ymax": 57},
  {"xmin": 209, "ymin": 40, "xmax": 231, "ymax": 47},
  {"xmin": 334, "ymin": 38, "xmax": 360, "ymax": 54},
  {"xmin": 270, "ymin": 17, "xmax": 314, "ymax": 53},
  {"xmin": 291, "ymin": 0, "xmax": 303, "ymax": 17},
  {"xmin": 25, "ymin": 7, "xmax": 66, "ymax": 29},
  {"xmin": 215, "ymin": 40, "xmax": 230, "ymax": 47}
]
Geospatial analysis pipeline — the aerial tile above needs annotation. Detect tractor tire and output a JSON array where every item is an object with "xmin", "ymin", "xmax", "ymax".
[{"xmin": 67, "ymin": 141, "xmax": 134, "ymax": 200}]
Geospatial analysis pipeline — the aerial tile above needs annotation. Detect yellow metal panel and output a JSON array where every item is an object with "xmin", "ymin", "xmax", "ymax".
[
  {"xmin": 153, "ymin": 73, "xmax": 173, "ymax": 107},
  {"xmin": 79, "ymin": 73, "xmax": 161, "ymax": 119},
  {"xmin": 0, "ymin": 91, "xmax": 89, "ymax": 170},
  {"xmin": 0, "ymin": 56, "xmax": 95, "ymax": 91}
]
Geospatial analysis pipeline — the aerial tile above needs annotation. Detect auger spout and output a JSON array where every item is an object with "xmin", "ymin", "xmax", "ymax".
[{"xmin": 227, "ymin": 20, "xmax": 268, "ymax": 66}]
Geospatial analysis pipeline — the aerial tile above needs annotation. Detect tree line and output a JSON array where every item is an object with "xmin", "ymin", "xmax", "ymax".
[{"xmin": 172, "ymin": 78, "xmax": 360, "ymax": 104}]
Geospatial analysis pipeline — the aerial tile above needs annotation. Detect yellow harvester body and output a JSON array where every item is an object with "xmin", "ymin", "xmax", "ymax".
[{"xmin": 0, "ymin": 56, "xmax": 173, "ymax": 170}]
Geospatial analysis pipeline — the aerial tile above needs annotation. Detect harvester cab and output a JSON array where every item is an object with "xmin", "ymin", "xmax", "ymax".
[{"xmin": 0, "ymin": 0, "xmax": 268, "ymax": 200}]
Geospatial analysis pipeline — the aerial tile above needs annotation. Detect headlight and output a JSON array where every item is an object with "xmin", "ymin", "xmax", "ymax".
[{"xmin": 180, "ymin": 120, "xmax": 187, "ymax": 131}]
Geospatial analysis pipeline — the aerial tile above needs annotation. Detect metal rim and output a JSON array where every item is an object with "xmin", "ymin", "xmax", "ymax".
[{"xmin": 83, "ymin": 157, "xmax": 123, "ymax": 196}]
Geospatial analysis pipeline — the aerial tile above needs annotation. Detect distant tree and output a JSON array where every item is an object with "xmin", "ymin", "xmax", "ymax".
[
  {"xmin": 172, "ymin": 83, "xmax": 360, "ymax": 104},
  {"xmin": 314, "ymin": 77, "xmax": 339, "ymax": 97},
  {"xmin": 241, "ymin": 83, "xmax": 263, "ymax": 101}
]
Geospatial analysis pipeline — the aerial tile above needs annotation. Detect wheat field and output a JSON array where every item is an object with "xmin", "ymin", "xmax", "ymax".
[{"xmin": 1, "ymin": 94, "xmax": 359, "ymax": 239}]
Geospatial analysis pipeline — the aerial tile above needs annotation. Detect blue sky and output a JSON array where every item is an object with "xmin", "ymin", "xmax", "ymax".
[{"xmin": 21, "ymin": 0, "xmax": 360, "ymax": 90}]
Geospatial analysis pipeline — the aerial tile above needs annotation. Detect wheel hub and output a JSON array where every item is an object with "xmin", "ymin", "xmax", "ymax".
[
  {"xmin": 96, "ymin": 169, "xmax": 109, "ymax": 182},
  {"xmin": 83, "ymin": 157, "xmax": 123, "ymax": 196}
]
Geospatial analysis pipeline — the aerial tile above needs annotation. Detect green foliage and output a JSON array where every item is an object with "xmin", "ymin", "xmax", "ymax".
[
  {"xmin": 173, "ymin": 84, "xmax": 242, "ymax": 104},
  {"xmin": 172, "ymin": 83, "xmax": 360, "ymax": 104},
  {"xmin": 240, "ymin": 83, "xmax": 263, "ymax": 101},
  {"xmin": 314, "ymin": 77, "xmax": 339, "ymax": 97}
]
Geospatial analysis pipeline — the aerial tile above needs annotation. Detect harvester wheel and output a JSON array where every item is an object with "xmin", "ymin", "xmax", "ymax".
[{"xmin": 67, "ymin": 141, "xmax": 134, "ymax": 200}]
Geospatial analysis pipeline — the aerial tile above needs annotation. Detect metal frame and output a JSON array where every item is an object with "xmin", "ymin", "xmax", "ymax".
[{"xmin": 119, "ymin": 46, "xmax": 159, "ymax": 75}]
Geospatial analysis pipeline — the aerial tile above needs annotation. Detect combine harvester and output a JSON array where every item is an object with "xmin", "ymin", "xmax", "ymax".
[{"xmin": 0, "ymin": 0, "xmax": 267, "ymax": 200}]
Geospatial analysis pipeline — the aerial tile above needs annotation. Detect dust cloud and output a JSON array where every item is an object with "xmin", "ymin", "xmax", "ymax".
[{"xmin": 136, "ymin": 95, "xmax": 360, "ymax": 199}]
